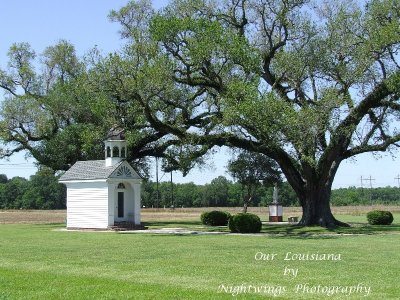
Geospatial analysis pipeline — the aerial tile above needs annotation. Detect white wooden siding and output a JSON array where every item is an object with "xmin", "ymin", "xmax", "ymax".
[
  {"xmin": 66, "ymin": 181, "xmax": 108, "ymax": 229},
  {"xmin": 133, "ymin": 183, "xmax": 141, "ymax": 225}
]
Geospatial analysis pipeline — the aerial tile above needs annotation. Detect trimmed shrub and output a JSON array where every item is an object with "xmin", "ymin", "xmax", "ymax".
[
  {"xmin": 367, "ymin": 210, "xmax": 394, "ymax": 225},
  {"xmin": 228, "ymin": 213, "xmax": 262, "ymax": 233},
  {"xmin": 201, "ymin": 211, "xmax": 231, "ymax": 226}
]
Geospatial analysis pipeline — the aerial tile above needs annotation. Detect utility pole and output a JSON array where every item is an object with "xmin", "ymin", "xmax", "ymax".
[
  {"xmin": 170, "ymin": 171, "xmax": 174, "ymax": 210},
  {"xmin": 395, "ymin": 175, "xmax": 400, "ymax": 188},
  {"xmin": 364, "ymin": 175, "xmax": 375, "ymax": 189},
  {"xmin": 360, "ymin": 176, "xmax": 364, "ymax": 199},
  {"xmin": 395, "ymin": 175, "xmax": 400, "ymax": 201},
  {"xmin": 156, "ymin": 157, "xmax": 160, "ymax": 208},
  {"xmin": 362, "ymin": 176, "xmax": 375, "ymax": 204}
]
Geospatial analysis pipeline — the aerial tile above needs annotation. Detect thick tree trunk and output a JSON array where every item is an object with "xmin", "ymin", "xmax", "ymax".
[
  {"xmin": 274, "ymin": 147, "xmax": 349, "ymax": 228},
  {"xmin": 298, "ymin": 184, "xmax": 349, "ymax": 228}
]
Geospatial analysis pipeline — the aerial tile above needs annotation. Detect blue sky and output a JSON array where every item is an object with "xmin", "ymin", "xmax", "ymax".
[{"xmin": 0, "ymin": 0, "xmax": 399, "ymax": 188}]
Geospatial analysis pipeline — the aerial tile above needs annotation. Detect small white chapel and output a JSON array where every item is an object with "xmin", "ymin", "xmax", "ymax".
[{"xmin": 59, "ymin": 127, "xmax": 142, "ymax": 229}]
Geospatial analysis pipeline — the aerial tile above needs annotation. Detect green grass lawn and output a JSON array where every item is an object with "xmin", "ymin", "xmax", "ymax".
[{"xmin": 0, "ymin": 222, "xmax": 399, "ymax": 299}]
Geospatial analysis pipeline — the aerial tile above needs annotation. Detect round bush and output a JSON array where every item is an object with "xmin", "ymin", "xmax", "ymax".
[
  {"xmin": 367, "ymin": 210, "xmax": 394, "ymax": 225},
  {"xmin": 200, "ymin": 211, "xmax": 231, "ymax": 226},
  {"xmin": 228, "ymin": 213, "xmax": 262, "ymax": 233}
]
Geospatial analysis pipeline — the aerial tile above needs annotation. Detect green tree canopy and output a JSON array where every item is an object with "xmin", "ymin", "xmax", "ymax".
[
  {"xmin": 0, "ymin": 40, "xmax": 150, "ymax": 176},
  {"xmin": 106, "ymin": 0, "xmax": 399, "ymax": 227},
  {"xmin": 228, "ymin": 151, "xmax": 281, "ymax": 212},
  {"xmin": 0, "ymin": 174, "xmax": 8, "ymax": 184},
  {"xmin": 0, "ymin": 41, "xmax": 108, "ymax": 170}
]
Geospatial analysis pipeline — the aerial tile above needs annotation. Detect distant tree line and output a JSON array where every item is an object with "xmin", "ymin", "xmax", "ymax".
[
  {"xmin": 331, "ymin": 187, "xmax": 400, "ymax": 206},
  {"xmin": 0, "ymin": 169, "xmax": 66, "ymax": 209},
  {"xmin": 0, "ymin": 172, "xmax": 399, "ymax": 210},
  {"xmin": 142, "ymin": 176, "xmax": 298, "ymax": 208},
  {"xmin": 142, "ymin": 176, "xmax": 400, "ymax": 208}
]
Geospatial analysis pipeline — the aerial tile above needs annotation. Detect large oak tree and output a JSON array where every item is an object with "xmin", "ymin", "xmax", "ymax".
[{"xmin": 108, "ymin": 0, "xmax": 400, "ymax": 227}]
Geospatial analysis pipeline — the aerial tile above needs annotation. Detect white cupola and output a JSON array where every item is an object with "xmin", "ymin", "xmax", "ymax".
[{"xmin": 105, "ymin": 126, "xmax": 127, "ymax": 167}]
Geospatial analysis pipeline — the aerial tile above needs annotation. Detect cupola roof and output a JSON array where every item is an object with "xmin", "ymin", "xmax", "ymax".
[{"xmin": 106, "ymin": 126, "xmax": 125, "ymax": 140}]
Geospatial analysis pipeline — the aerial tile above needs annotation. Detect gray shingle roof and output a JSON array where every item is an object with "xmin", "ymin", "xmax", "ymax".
[{"xmin": 59, "ymin": 160, "xmax": 123, "ymax": 181}]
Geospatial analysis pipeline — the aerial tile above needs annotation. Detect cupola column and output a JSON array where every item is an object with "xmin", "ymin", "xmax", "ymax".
[{"xmin": 104, "ymin": 126, "xmax": 127, "ymax": 167}]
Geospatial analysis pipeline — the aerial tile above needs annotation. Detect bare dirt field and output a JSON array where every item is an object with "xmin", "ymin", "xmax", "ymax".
[
  {"xmin": 1, "ymin": 205, "xmax": 399, "ymax": 224},
  {"xmin": 0, "ymin": 210, "xmax": 66, "ymax": 224}
]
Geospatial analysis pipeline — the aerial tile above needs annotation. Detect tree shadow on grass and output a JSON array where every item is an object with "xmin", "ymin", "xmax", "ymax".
[
  {"xmin": 141, "ymin": 231, "xmax": 338, "ymax": 239},
  {"xmin": 126, "ymin": 221, "xmax": 400, "ymax": 237},
  {"xmin": 262, "ymin": 224, "xmax": 327, "ymax": 235},
  {"xmin": 262, "ymin": 223, "xmax": 400, "ymax": 236},
  {"xmin": 31, "ymin": 223, "xmax": 65, "ymax": 229},
  {"xmin": 327, "ymin": 223, "xmax": 400, "ymax": 235},
  {"xmin": 269, "ymin": 234, "xmax": 340, "ymax": 239}
]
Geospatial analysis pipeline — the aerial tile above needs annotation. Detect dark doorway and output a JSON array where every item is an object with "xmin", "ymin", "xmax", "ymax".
[{"xmin": 118, "ymin": 192, "xmax": 124, "ymax": 218}]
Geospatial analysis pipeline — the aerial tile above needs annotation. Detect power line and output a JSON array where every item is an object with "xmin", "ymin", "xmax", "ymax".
[
  {"xmin": 0, "ymin": 166, "xmax": 36, "ymax": 170},
  {"xmin": 0, "ymin": 163, "xmax": 35, "ymax": 166}
]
